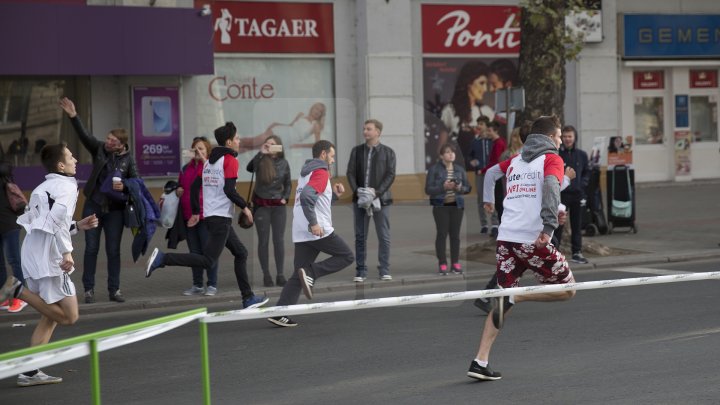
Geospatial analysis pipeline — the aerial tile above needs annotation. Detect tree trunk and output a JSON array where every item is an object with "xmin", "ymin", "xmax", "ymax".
[{"xmin": 518, "ymin": 0, "xmax": 568, "ymax": 124}]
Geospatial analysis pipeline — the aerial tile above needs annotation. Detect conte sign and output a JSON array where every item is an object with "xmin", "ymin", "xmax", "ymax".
[
  {"xmin": 421, "ymin": 4, "xmax": 521, "ymax": 54},
  {"xmin": 208, "ymin": 1, "xmax": 334, "ymax": 53}
]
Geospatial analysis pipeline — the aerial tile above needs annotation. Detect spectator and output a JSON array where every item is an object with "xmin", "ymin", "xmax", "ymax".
[
  {"xmin": 247, "ymin": 135, "xmax": 292, "ymax": 287},
  {"xmin": 177, "ymin": 136, "xmax": 219, "ymax": 296},
  {"xmin": 0, "ymin": 162, "xmax": 26, "ymax": 312},
  {"xmin": 59, "ymin": 97, "xmax": 138, "ymax": 304},
  {"xmin": 425, "ymin": 143, "xmax": 471, "ymax": 275},
  {"xmin": 346, "ymin": 119, "xmax": 396, "ymax": 282},
  {"xmin": 480, "ymin": 121, "xmax": 507, "ymax": 237},
  {"xmin": 556, "ymin": 125, "xmax": 590, "ymax": 264},
  {"xmin": 469, "ymin": 116, "xmax": 495, "ymax": 234}
]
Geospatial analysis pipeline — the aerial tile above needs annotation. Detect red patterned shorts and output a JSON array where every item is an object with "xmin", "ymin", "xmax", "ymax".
[{"xmin": 495, "ymin": 241, "xmax": 574, "ymax": 288}]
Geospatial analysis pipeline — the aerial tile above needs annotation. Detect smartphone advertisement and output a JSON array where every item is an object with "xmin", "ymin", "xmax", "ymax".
[{"xmin": 132, "ymin": 87, "xmax": 181, "ymax": 176}]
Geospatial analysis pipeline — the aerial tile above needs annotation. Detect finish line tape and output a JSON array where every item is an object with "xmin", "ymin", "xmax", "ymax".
[{"xmin": 202, "ymin": 271, "xmax": 720, "ymax": 323}]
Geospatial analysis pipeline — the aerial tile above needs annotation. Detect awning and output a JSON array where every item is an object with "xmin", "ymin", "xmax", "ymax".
[{"xmin": 0, "ymin": 3, "xmax": 214, "ymax": 75}]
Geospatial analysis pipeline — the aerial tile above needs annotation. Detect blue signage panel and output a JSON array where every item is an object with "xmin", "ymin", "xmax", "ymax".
[
  {"xmin": 624, "ymin": 14, "xmax": 720, "ymax": 58},
  {"xmin": 675, "ymin": 95, "xmax": 689, "ymax": 128}
]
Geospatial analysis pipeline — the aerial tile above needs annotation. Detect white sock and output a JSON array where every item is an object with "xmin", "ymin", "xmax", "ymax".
[
  {"xmin": 474, "ymin": 359, "xmax": 488, "ymax": 367},
  {"xmin": 508, "ymin": 295, "xmax": 515, "ymax": 305}
]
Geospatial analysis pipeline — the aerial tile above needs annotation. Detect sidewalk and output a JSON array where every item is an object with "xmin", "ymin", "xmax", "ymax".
[{"xmin": 2, "ymin": 180, "xmax": 719, "ymax": 322}]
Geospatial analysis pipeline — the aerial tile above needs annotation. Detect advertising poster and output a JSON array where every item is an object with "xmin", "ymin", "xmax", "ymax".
[
  {"xmin": 674, "ymin": 130, "xmax": 692, "ymax": 176},
  {"xmin": 421, "ymin": 4, "xmax": 520, "ymax": 170},
  {"xmin": 607, "ymin": 135, "xmax": 633, "ymax": 166},
  {"xmin": 132, "ymin": 87, "xmax": 181, "ymax": 177},
  {"xmin": 589, "ymin": 136, "xmax": 607, "ymax": 168},
  {"xmin": 206, "ymin": 58, "xmax": 335, "ymax": 181}
]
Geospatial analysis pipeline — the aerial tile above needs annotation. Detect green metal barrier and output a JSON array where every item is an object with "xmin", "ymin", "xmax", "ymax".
[{"xmin": 0, "ymin": 308, "xmax": 209, "ymax": 405}]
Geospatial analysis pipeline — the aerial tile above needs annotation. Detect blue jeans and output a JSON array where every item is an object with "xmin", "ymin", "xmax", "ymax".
[
  {"xmin": 0, "ymin": 228, "xmax": 23, "ymax": 284},
  {"xmin": 353, "ymin": 203, "xmax": 391, "ymax": 277},
  {"xmin": 186, "ymin": 220, "xmax": 218, "ymax": 288},
  {"xmin": 82, "ymin": 200, "xmax": 125, "ymax": 293}
]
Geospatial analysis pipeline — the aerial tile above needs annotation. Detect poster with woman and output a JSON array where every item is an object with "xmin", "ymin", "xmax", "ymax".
[
  {"xmin": 201, "ymin": 58, "xmax": 335, "ymax": 181},
  {"xmin": 607, "ymin": 135, "xmax": 634, "ymax": 166},
  {"xmin": 423, "ymin": 57, "xmax": 519, "ymax": 170}
]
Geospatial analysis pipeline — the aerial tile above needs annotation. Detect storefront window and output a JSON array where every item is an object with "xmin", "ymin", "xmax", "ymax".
[
  {"xmin": 690, "ymin": 95, "xmax": 718, "ymax": 143},
  {"xmin": 634, "ymin": 96, "xmax": 664, "ymax": 145},
  {"xmin": 0, "ymin": 78, "xmax": 91, "ymax": 167}
]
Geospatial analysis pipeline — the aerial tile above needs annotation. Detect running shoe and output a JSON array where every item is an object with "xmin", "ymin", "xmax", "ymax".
[
  {"xmin": 380, "ymin": 274, "xmax": 392, "ymax": 281},
  {"xmin": 438, "ymin": 264, "xmax": 449, "ymax": 276},
  {"xmin": 17, "ymin": 370, "xmax": 63, "ymax": 387},
  {"xmin": 0, "ymin": 299, "xmax": 9, "ymax": 310},
  {"xmin": 145, "ymin": 248, "xmax": 165, "ymax": 278},
  {"xmin": 8, "ymin": 299, "xmax": 28, "ymax": 313},
  {"xmin": 298, "ymin": 268, "xmax": 314, "ymax": 300},
  {"xmin": 467, "ymin": 361, "xmax": 502, "ymax": 381},
  {"xmin": 268, "ymin": 316, "xmax": 298, "ymax": 327},
  {"xmin": 451, "ymin": 263, "xmax": 463, "ymax": 274},
  {"xmin": 204, "ymin": 286, "xmax": 217, "ymax": 296},
  {"xmin": 0, "ymin": 276, "xmax": 21, "ymax": 303},
  {"xmin": 242, "ymin": 295, "xmax": 269, "ymax": 309}
]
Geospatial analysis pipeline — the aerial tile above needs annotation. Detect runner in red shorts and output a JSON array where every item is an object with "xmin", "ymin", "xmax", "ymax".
[{"xmin": 467, "ymin": 115, "xmax": 576, "ymax": 381}]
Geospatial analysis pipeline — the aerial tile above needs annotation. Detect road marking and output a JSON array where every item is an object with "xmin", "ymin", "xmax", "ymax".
[{"xmin": 607, "ymin": 267, "xmax": 693, "ymax": 276}]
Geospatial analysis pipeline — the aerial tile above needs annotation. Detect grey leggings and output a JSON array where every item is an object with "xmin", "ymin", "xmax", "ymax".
[{"xmin": 254, "ymin": 205, "xmax": 287, "ymax": 277}]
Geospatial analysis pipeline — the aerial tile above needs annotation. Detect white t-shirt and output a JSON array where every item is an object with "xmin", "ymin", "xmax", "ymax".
[{"xmin": 202, "ymin": 154, "xmax": 238, "ymax": 218}]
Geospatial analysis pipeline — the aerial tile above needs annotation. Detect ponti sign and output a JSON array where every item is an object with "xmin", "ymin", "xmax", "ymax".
[
  {"xmin": 209, "ymin": 1, "xmax": 334, "ymax": 53},
  {"xmin": 422, "ymin": 4, "xmax": 521, "ymax": 54}
]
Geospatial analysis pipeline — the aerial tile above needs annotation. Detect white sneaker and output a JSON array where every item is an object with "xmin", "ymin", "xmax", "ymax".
[
  {"xmin": 17, "ymin": 370, "xmax": 63, "ymax": 387},
  {"xmin": 182, "ymin": 286, "xmax": 205, "ymax": 296},
  {"xmin": 353, "ymin": 276, "xmax": 366, "ymax": 282},
  {"xmin": 380, "ymin": 275, "xmax": 392, "ymax": 281}
]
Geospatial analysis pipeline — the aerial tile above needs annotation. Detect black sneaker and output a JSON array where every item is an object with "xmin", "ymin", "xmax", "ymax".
[
  {"xmin": 109, "ymin": 290, "xmax": 125, "ymax": 303},
  {"xmin": 84, "ymin": 289, "xmax": 95, "ymax": 304},
  {"xmin": 490, "ymin": 227, "xmax": 499, "ymax": 238},
  {"xmin": 480, "ymin": 226, "xmax": 488, "ymax": 234},
  {"xmin": 268, "ymin": 316, "xmax": 298, "ymax": 327},
  {"xmin": 572, "ymin": 253, "xmax": 589, "ymax": 264},
  {"xmin": 298, "ymin": 268, "xmax": 314, "ymax": 300},
  {"xmin": 492, "ymin": 296, "xmax": 513, "ymax": 329},
  {"xmin": 276, "ymin": 275, "xmax": 287, "ymax": 286},
  {"xmin": 467, "ymin": 360, "xmax": 502, "ymax": 381},
  {"xmin": 473, "ymin": 298, "xmax": 492, "ymax": 314}
]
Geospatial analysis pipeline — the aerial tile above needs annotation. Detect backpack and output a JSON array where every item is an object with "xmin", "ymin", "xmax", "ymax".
[{"xmin": 5, "ymin": 182, "xmax": 27, "ymax": 214}]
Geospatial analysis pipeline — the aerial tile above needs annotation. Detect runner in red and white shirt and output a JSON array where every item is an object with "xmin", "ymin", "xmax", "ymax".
[
  {"xmin": 467, "ymin": 115, "xmax": 577, "ymax": 382},
  {"xmin": 145, "ymin": 122, "xmax": 268, "ymax": 310}
]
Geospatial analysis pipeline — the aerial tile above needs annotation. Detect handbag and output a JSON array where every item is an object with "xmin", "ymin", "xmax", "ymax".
[
  {"xmin": 238, "ymin": 171, "xmax": 254, "ymax": 229},
  {"xmin": 124, "ymin": 200, "xmax": 142, "ymax": 228},
  {"xmin": 100, "ymin": 169, "xmax": 127, "ymax": 203},
  {"xmin": 611, "ymin": 168, "xmax": 632, "ymax": 219},
  {"xmin": 5, "ymin": 182, "xmax": 27, "ymax": 214}
]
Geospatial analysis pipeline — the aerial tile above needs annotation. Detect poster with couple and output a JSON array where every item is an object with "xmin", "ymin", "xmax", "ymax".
[
  {"xmin": 423, "ymin": 57, "xmax": 519, "ymax": 171},
  {"xmin": 201, "ymin": 58, "xmax": 336, "ymax": 181}
]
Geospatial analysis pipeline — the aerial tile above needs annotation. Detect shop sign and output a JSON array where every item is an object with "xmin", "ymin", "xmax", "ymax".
[
  {"xmin": 208, "ymin": 1, "xmax": 334, "ymax": 53},
  {"xmin": 633, "ymin": 71, "xmax": 664, "ymax": 89},
  {"xmin": 623, "ymin": 14, "xmax": 720, "ymax": 59},
  {"xmin": 421, "ymin": 5, "xmax": 521, "ymax": 54},
  {"xmin": 690, "ymin": 70, "xmax": 718, "ymax": 88}
]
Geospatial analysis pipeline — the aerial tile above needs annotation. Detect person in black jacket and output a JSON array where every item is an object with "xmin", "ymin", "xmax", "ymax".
[
  {"xmin": 556, "ymin": 125, "xmax": 590, "ymax": 264},
  {"xmin": 346, "ymin": 119, "xmax": 396, "ymax": 282},
  {"xmin": 59, "ymin": 97, "xmax": 138, "ymax": 303}
]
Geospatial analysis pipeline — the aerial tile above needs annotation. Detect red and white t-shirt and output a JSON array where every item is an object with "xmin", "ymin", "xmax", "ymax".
[
  {"xmin": 292, "ymin": 167, "xmax": 334, "ymax": 243},
  {"xmin": 202, "ymin": 154, "xmax": 238, "ymax": 219},
  {"xmin": 496, "ymin": 153, "xmax": 564, "ymax": 244}
]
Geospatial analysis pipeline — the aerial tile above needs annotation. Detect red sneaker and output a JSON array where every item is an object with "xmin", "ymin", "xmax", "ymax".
[
  {"xmin": 8, "ymin": 299, "xmax": 27, "ymax": 313},
  {"xmin": 0, "ymin": 299, "xmax": 9, "ymax": 310}
]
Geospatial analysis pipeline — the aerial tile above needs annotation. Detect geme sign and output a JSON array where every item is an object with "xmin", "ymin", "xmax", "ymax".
[
  {"xmin": 207, "ymin": 1, "xmax": 334, "ymax": 53},
  {"xmin": 624, "ymin": 14, "xmax": 720, "ymax": 59}
]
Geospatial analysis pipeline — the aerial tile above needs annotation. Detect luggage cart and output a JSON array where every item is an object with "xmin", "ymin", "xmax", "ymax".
[{"xmin": 606, "ymin": 165, "xmax": 637, "ymax": 234}]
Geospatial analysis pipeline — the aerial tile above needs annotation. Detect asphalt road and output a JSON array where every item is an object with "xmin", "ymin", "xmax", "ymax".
[{"xmin": 2, "ymin": 259, "xmax": 720, "ymax": 404}]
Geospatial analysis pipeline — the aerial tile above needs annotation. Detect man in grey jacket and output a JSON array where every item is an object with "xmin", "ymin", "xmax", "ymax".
[{"xmin": 346, "ymin": 119, "xmax": 396, "ymax": 282}]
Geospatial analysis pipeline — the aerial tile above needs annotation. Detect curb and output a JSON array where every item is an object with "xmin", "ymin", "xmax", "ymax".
[{"xmin": 2, "ymin": 249, "xmax": 719, "ymax": 324}]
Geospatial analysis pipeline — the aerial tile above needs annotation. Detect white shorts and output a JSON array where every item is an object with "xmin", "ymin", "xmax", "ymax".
[{"xmin": 25, "ymin": 273, "xmax": 76, "ymax": 304}]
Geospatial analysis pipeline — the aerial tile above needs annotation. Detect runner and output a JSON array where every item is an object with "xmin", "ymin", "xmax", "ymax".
[
  {"xmin": 0, "ymin": 143, "xmax": 98, "ymax": 386},
  {"xmin": 467, "ymin": 115, "xmax": 576, "ymax": 381}
]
